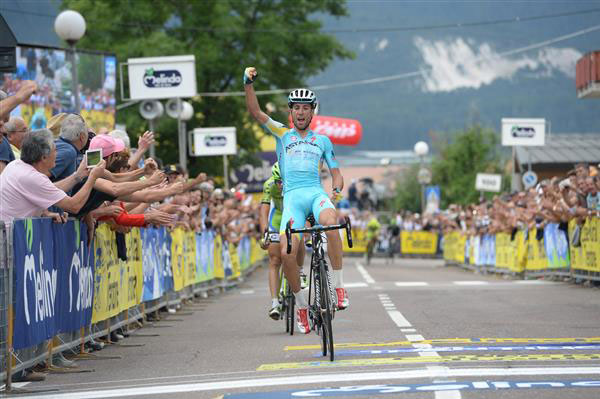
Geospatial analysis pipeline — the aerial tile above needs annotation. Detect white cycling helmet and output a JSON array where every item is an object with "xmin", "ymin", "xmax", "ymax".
[{"xmin": 288, "ymin": 88, "xmax": 317, "ymax": 109}]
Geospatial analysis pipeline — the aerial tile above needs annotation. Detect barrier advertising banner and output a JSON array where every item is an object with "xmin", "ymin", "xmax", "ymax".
[
  {"xmin": 141, "ymin": 227, "xmax": 165, "ymax": 301},
  {"xmin": 13, "ymin": 219, "xmax": 93, "ymax": 350},
  {"xmin": 171, "ymin": 228, "xmax": 186, "ymax": 291},
  {"xmin": 400, "ymin": 231, "xmax": 438, "ymax": 255},
  {"xmin": 92, "ymin": 224, "xmax": 122, "ymax": 323},
  {"xmin": 544, "ymin": 223, "xmax": 570, "ymax": 269}
]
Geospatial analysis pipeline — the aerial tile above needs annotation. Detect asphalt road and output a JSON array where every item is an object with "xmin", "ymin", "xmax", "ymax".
[{"xmin": 12, "ymin": 256, "xmax": 600, "ymax": 399}]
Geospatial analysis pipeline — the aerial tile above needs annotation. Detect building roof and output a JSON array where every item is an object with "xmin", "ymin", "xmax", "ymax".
[
  {"xmin": 0, "ymin": 0, "xmax": 61, "ymax": 48},
  {"xmin": 337, "ymin": 150, "xmax": 430, "ymax": 167},
  {"xmin": 515, "ymin": 134, "xmax": 600, "ymax": 166}
]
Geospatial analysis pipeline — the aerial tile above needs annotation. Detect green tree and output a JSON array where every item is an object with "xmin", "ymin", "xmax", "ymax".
[
  {"xmin": 431, "ymin": 125, "xmax": 506, "ymax": 208},
  {"xmin": 61, "ymin": 0, "xmax": 352, "ymax": 177},
  {"xmin": 392, "ymin": 125, "xmax": 508, "ymax": 212}
]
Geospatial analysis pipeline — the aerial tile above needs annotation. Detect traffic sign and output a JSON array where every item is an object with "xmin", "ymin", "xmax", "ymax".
[
  {"xmin": 522, "ymin": 170, "xmax": 538, "ymax": 189},
  {"xmin": 475, "ymin": 173, "xmax": 502, "ymax": 192},
  {"xmin": 417, "ymin": 168, "xmax": 432, "ymax": 184}
]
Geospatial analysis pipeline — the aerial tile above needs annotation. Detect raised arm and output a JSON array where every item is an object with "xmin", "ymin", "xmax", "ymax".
[{"xmin": 244, "ymin": 67, "xmax": 269, "ymax": 124}]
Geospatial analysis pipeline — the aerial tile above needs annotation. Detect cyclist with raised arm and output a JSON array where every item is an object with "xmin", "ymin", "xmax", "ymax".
[
  {"xmin": 245, "ymin": 67, "xmax": 349, "ymax": 335},
  {"xmin": 260, "ymin": 162, "xmax": 307, "ymax": 320}
]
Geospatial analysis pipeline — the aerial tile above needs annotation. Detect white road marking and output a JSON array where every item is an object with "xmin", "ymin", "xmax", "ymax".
[
  {"xmin": 344, "ymin": 282, "xmax": 368, "ymax": 288},
  {"xmin": 401, "ymin": 328, "xmax": 417, "ymax": 333},
  {"xmin": 387, "ymin": 310, "xmax": 412, "ymax": 328},
  {"xmin": 406, "ymin": 334, "xmax": 426, "ymax": 342},
  {"xmin": 16, "ymin": 368, "xmax": 600, "ymax": 399},
  {"xmin": 240, "ymin": 290, "xmax": 255, "ymax": 295},
  {"xmin": 515, "ymin": 280, "xmax": 555, "ymax": 285},
  {"xmin": 395, "ymin": 281, "xmax": 429, "ymax": 287},
  {"xmin": 356, "ymin": 263, "xmax": 375, "ymax": 284},
  {"xmin": 453, "ymin": 281, "xmax": 489, "ymax": 286}
]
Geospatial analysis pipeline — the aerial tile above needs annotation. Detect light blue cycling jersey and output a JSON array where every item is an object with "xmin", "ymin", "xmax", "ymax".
[
  {"xmin": 262, "ymin": 117, "xmax": 340, "ymax": 231},
  {"xmin": 261, "ymin": 117, "xmax": 339, "ymax": 194}
]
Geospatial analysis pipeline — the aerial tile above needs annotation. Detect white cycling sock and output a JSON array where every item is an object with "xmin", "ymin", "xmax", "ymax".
[
  {"xmin": 271, "ymin": 298, "xmax": 280, "ymax": 308},
  {"xmin": 294, "ymin": 288, "xmax": 308, "ymax": 308},
  {"xmin": 332, "ymin": 269, "xmax": 344, "ymax": 289}
]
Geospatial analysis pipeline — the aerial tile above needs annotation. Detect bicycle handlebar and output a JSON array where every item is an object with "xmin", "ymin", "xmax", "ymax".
[{"xmin": 285, "ymin": 216, "xmax": 353, "ymax": 254}]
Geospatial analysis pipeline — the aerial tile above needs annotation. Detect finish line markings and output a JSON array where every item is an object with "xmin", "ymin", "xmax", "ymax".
[
  {"xmin": 15, "ymin": 368, "xmax": 600, "ymax": 399},
  {"xmin": 224, "ymin": 379, "xmax": 600, "ymax": 399},
  {"xmin": 326, "ymin": 343, "xmax": 600, "ymax": 357},
  {"xmin": 257, "ymin": 353, "xmax": 600, "ymax": 371},
  {"xmin": 284, "ymin": 337, "xmax": 600, "ymax": 351}
]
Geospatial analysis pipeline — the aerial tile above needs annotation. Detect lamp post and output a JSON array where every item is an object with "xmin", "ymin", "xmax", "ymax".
[
  {"xmin": 178, "ymin": 101, "xmax": 194, "ymax": 173},
  {"xmin": 414, "ymin": 141, "xmax": 430, "ymax": 213},
  {"xmin": 54, "ymin": 10, "xmax": 86, "ymax": 113}
]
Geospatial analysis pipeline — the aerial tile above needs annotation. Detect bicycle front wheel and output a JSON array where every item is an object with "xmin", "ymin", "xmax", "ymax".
[
  {"xmin": 319, "ymin": 260, "xmax": 335, "ymax": 361},
  {"xmin": 286, "ymin": 283, "xmax": 295, "ymax": 335}
]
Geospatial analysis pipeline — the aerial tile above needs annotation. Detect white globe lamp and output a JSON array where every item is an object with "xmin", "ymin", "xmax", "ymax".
[
  {"xmin": 54, "ymin": 10, "xmax": 86, "ymax": 45},
  {"xmin": 414, "ymin": 141, "xmax": 429, "ymax": 157},
  {"xmin": 54, "ymin": 10, "xmax": 86, "ymax": 113}
]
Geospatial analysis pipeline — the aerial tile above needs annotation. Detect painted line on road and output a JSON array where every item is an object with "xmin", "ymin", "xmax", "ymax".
[
  {"xmin": 395, "ymin": 281, "xmax": 429, "ymax": 287},
  {"xmin": 284, "ymin": 337, "xmax": 600, "ymax": 351},
  {"xmin": 515, "ymin": 280, "xmax": 556, "ymax": 285},
  {"xmin": 223, "ymin": 379, "xmax": 600, "ymax": 398},
  {"xmin": 356, "ymin": 263, "xmax": 375, "ymax": 284},
  {"xmin": 453, "ymin": 281, "xmax": 489, "ymax": 286},
  {"xmin": 343, "ymin": 282, "xmax": 368, "ymax": 288},
  {"xmin": 13, "ymin": 368, "xmax": 600, "ymax": 399},
  {"xmin": 401, "ymin": 328, "xmax": 416, "ymax": 333},
  {"xmin": 240, "ymin": 290, "xmax": 255, "ymax": 295},
  {"xmin": 387, "ymin": 310, "xmax": 412, "ymax": 328},
  {"xmin": 257, "ymin": 353, "xmax": 600, "ymax": 371},
  {"xmin": 329, "ymin": 344, "xmax": 600, "ymax": 357}
]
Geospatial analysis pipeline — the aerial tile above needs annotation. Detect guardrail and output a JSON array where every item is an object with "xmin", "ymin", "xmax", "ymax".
[
  {"xmin": 443, "ymin": 218, "xmax": 600, "ymax": 281},
  {"xmin": 0, "ymin": 218, "xmax": 266, "ymax": 390}
]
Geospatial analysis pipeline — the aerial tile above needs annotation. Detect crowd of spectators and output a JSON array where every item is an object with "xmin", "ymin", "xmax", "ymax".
[
  {"xmin": 0, "ymin": 81, "xmax": 262, "ymax": 381},
  {"xmin": 339, "ymin": 163, "xmax": 600, "ymax": 260},
  {"xmin": 438, "ymin": 164, "xmax": 600, "ymax": 244}
]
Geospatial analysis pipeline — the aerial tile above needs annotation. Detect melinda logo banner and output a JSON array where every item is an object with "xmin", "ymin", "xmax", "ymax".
[{"xmin": 12, "ymin": 219, "xmax": 93, "ymax": 350}]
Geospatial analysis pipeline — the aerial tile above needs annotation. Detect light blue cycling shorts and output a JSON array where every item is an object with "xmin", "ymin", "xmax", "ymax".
[{"xmin": 280, "ymin": 187, "xmax": 335, "ymax": 233}]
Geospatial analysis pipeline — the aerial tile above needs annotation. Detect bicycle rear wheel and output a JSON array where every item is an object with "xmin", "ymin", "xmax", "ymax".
[{"xmin": 319, "ymin": 260, "xmax": 334, "ymax": 361}]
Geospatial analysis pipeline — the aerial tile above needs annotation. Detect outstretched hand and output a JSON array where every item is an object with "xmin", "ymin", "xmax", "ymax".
[{"xmin": 244, "ymin": 67, "xmax": 257, "ymax": 85}]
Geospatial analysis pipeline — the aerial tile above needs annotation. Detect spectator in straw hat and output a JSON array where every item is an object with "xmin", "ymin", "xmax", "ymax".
[{"xmin": 47, "ymin": 112, "xmax": 68, "ymax": 138}]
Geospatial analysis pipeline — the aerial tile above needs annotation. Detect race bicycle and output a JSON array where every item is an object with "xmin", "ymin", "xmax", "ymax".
[{"xmin": 285, "ymin": 217, "xmax": 353, "ymax": 361}]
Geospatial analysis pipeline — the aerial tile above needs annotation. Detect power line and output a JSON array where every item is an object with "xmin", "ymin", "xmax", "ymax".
[
  {"xmin": 1, "ymin": 6, "xmax": 599, "ymax": 34},
  {"xmin": 194, "ymin": 23, "xmax": 600, "ymax": 98}
]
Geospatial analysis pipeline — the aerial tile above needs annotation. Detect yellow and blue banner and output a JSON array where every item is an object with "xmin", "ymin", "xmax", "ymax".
[{"xmin": 13, "ymin": 219, "xmax": 93, "ymax": 350}]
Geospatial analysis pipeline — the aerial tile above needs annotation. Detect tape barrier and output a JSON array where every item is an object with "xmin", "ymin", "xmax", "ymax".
[
  {"xmin": 442, "ymin": 219, "xmax": 600, "ymax": 273},
  {"xmin": 12, "ymin": 219, "xmax": 93, "ymax": 350}
]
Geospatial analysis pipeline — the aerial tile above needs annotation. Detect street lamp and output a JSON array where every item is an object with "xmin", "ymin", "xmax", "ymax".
[
  {"xmin": 414, "ymin": 141, "xmax": 430, "ymax": 213},
  {"xmin": 54, "ymin": 10, "xmax": 86, "ymax": 113}
]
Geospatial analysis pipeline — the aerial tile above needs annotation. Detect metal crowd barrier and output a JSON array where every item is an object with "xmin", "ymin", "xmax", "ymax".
[
  {"xmin": 0, "ymin": 218, "xmax": 267, "ymax": 391},
  {"xmin": 442, "ymin": 218, "xmax": 600, "ymax": 283}
]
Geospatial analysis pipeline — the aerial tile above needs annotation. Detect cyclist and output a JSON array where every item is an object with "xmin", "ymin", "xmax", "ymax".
[
  {"xmin": 260, "ymin": 162, "xmax": 307, "ymax": 320},
  {"xmin": 365, "ymin": 213, "xmax": 381, "ymax": 265},
  {"xmin": 244, "ymin": 66, "xmax": 348, "ymax": 335}
]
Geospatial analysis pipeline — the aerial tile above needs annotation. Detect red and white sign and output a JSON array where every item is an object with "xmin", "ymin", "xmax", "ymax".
[{"xmin": 288, "ymin": 115, "xmax": 362, "ymax": 146}]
